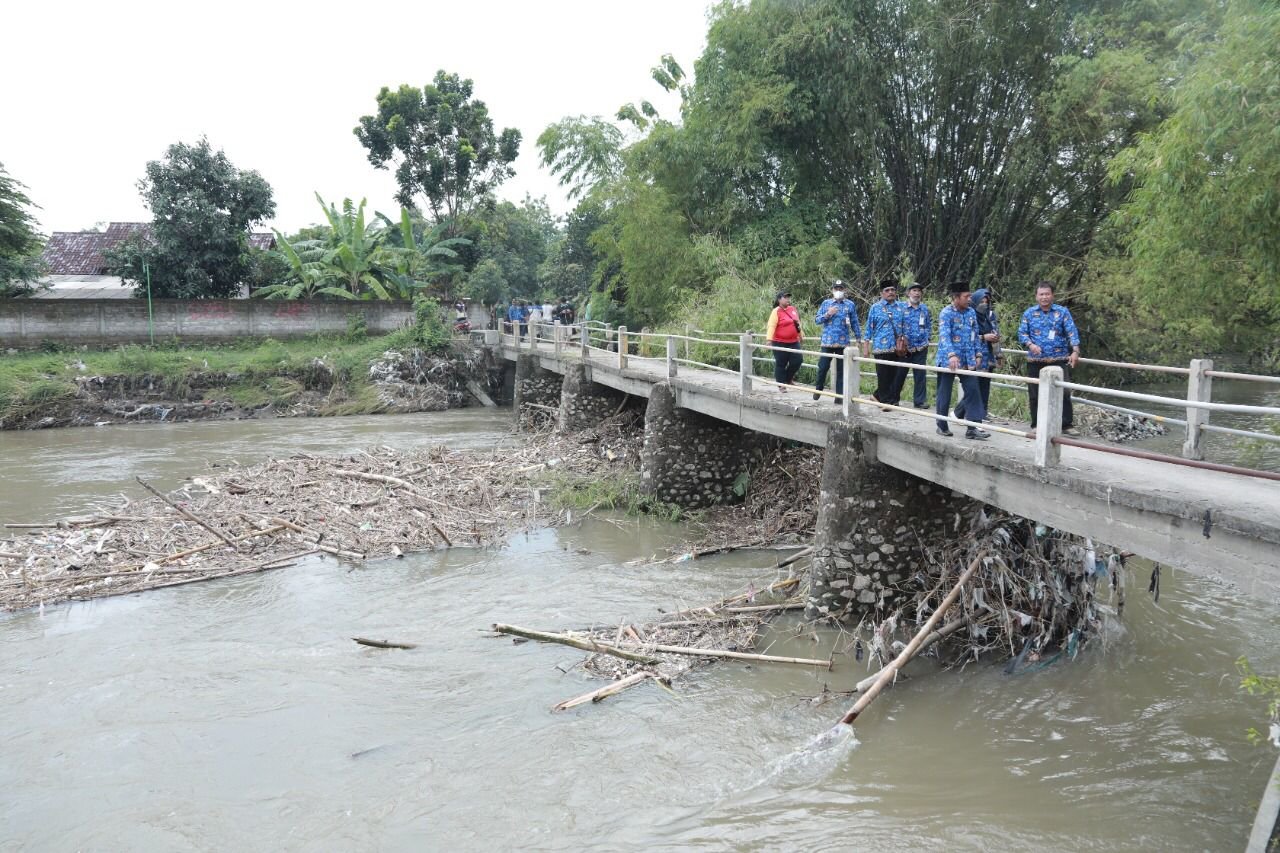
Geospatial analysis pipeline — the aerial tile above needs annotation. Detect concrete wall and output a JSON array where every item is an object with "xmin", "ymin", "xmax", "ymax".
[{"xmin": 0, "ymin": 299, "xmax": 416, "ymax": 348}]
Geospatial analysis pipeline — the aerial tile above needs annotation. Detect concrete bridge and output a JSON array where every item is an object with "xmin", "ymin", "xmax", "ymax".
[{"xmin": 486, "ymin": 328, "xmax": 1280, "ymax": 610}]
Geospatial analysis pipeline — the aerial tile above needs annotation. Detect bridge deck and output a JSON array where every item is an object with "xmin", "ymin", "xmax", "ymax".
[{"xmin": 502, "ymin": 341, "xmax": 1280, "ymax": 602}]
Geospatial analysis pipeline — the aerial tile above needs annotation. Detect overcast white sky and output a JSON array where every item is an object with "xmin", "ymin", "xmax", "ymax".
[{"xmin": 4, "ymin": 0, "xmax": 712, "ymax": 235}]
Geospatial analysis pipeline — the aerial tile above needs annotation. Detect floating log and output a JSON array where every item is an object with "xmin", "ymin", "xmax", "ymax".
[
  {"xmin": 776, "ymin": 546, "xmax": 814, "ymax": 569},
  {"xmin": 492, "ymin": 623, "xmax": 660, "ymax": 665},
  {"xmin": 837, "ymin": 553, "xmax": 983, "ymax": 726},
  {"xmin": 352, "ymin": 637, "xmax": 418, "ymax": 650}
]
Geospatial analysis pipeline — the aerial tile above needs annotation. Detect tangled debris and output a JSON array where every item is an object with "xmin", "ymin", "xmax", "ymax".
[
  {"xmin": 0, "ymin": 422, "xmax": 637, "ymax": 611},
  {"xmin": 1079, "ymin": 406, "xmax": 1169, "ymax": 443}
]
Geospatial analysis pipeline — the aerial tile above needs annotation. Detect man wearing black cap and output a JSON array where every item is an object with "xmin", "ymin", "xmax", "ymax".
[
  {"xmin": 902, "ymin": 282, "xmax": 932, "ymax": 408},
  {"xmin": 863, "ymin": 277, "xmax": 909, "ymax": 407},
  {"xmin": 934, "ymin": 280, "xmax": 989, "ymax": 439},
  {"xmin": 765, "ymin": 290, "xmax": 804, "ymax": 389}
]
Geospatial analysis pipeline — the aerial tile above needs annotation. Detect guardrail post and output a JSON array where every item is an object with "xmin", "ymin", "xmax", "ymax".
[
  {"xmin": 639, "ymin": 326, "xmax": 651, "ymax": 358},
  {"xmin": 618, "ymin": 325, "xmax": 628, "ymax": 369},
  {"xmin": 1182, "ymin": 358, "xmax": 1213, "ymax": 460},
  {"xmin": 684, "ymin": 324, "xmax": 692, "ymax": 359},
  {"xmin": 553, "ymin": 322, "xmax": 562, "ymax": 355},
  {"xmin": 580, "ymin": 323, "xmax": 589, "ymax": 359},
  {"xmin": 739, "ymin": 333, "xmax": 753, "ymax": 395},
  {"xmin": 666, "ymin": 335, "xmax": 678, "ymax": 378},
  {"xmin": 842, "ymin": 347, "xmax": 855, "ymax": 419},
  {"xmin": 1034, "ymin": 366, "xmax": 1063, "ymax": 468}
]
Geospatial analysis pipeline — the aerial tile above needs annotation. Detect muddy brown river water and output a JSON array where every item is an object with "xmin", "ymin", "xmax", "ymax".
[{"xmin": 2, "ymin": 409, "xmax": 1278, "ymax": 850}]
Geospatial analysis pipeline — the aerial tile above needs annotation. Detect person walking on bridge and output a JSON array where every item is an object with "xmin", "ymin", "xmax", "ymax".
[
  {"xmin": 935, "ymin": 280, "xmax": 989, "ymax": 440},
  {"xmin": 1018, "ymin": 282, "xmax": 1080, "ymax": 434},
  {"xmin": 902, "ymin": 282, "xmax": 932, "ymax": 408},
  {"xmin": 864, "ymin": 277, "xmax": 909, "ymax": 407},
  {"xmin": 953, "ymin": 287, "xmax": 1001, "ymax": 423},
  {"xmin": 813, "ymin": 279, "xmax": 861, "ymax": 404},
  {"xmin": 766, "ymin": 290, "xmax": 805, "ymax": 390}
]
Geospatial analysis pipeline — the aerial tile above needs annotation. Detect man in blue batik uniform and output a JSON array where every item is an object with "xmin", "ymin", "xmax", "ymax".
[
  {"xmin": 863, "ymin": 277, "xmax": 909, "ymax": 407},
  {"xmin": 935, "ymin": 280, "xmax": 989, "ymax": 440},
  {"xmin": 901, "ymin": 282, "xmax": 933, "ymax": 408},
  {"xmin": 1017, "ymin": 281, "xmax": 1081, "ymax": 433},
  {"xmin": 812, "ymin": 279, "xmax": 861, "ymax": 403}
]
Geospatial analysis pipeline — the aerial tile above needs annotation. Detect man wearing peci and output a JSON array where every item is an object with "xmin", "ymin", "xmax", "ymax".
[
  {"xmin": 934, "ymin": 280, "xmax": 989, "ymax": 440},
  {"xmin": 901, "ymin": 281, "xmax": 932, "ymax": 408},
  {"xmin": 863, "ymin": 276, "xmax": 909, "ymax": 407}
]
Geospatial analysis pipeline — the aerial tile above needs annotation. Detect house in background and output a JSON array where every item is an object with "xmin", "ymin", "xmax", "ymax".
[{"xmin": 37, "ymin": 223, "xmax": 275, "ymax": 299}]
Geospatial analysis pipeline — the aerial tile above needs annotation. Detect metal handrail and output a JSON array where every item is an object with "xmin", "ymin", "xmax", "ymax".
[{"xmin": 1058, "ymin": 381, "xmax": 1280, "ymax": 416}]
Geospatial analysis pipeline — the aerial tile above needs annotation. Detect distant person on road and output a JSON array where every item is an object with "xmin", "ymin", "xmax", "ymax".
[
  {"xmin": 765, "ymin": 290, "xmax": 805, "ymax": 391},
  {"xmin": 934, "ymin": 280, "xmax": 989, "ymax": 440},
  {"xmin": 953, "ymin": 288, "xmax": 1001, "ymax": 423},
  {"xmin": 863, "ymin": 277, "xmax": 909, "ymax": 407},
  {"xmin": 813, "ymin": 280, "xmax": 862, "ymax": 404},
  {"xmin": 528, "ymin": 301, "xmax": 544, "ymax": 339},
  {"xmin": 902, "ymin": 282, "xmax": 932, "ymax": 408},
  {"xmin": 504, "ymin": 301, "xmax": 517, "ymax": 335},
  {"xmin": 515, "ymin": 300, "xmax": 530, "ymax": 340},
  {"xmin": 1018, "ymin": 281, "xmax": 1080, "ymax": 434}
]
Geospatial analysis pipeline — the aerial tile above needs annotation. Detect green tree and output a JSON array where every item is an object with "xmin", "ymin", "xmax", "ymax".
[
  {"xmin": 536, "ymin": 116, "xmax": 624, "ymax": 200},
  {"xmin": 463, "ymin": 257, "xmax": 509, "ymax": 305},
  {"xmin": 471, "ymin": 196, "xmax": 557, "ymax": 299},
  {"xmin": 0, "ymin": 162, "xmax": 47, "ymax": 297},
  {"xmin": 1105, "ymin": 0, "xmax": 1280, "ymax": 358},
  {"xmin": 354, "ymin": 71, "xmax": 521, "ymax": 232},
  {"xmin": 106, "ymin": 138, "xmax": 275, "ymax": 298}
]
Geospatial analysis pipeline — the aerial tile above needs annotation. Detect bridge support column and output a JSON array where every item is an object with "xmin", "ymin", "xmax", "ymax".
[
  {"xmin": 807, "ymin": 421, "xmax": 979, "ymax": 620},
  {"xmin": 557, "ymin": 362, "xmax": 627, "ymax": 431},
  {"xmin": 640, "ymin": 382, "xmax": 763, "ymax": 508},
  {"xmin": 513, "ymin": 353, "xmax": 563, "ymax": 427}
]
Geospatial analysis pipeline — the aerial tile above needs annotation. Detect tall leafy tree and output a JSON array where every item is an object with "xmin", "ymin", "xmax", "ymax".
[
  {"xmin": 354, "ymin": 71, "xmax": 521, "ymax": 232},
  {"xmin": 106, "ymin": 138, "xmax": 275, "ymax": 298},
  {"xmin": 1104, "ymin": 0, "xmax": 1280, "ymax": 356},
  {"xmin": 0, "ymin": 162, "xmax": 46, "ymax": 297}
]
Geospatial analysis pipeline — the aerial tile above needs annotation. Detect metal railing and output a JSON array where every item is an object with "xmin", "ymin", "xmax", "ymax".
[{"xmin": 493, "ymin": 321, "xmax": 1280, "ymax": 476}]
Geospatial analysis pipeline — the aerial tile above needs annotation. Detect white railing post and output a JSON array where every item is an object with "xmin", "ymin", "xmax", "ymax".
[
  {"xmin": 1183, "ymin": 358, "xmax": 1213, "ymax": 460},
  {"xmin": 618, "ymin": 325, "xmax": 628, "ymax": 369},
  {"xmin": 666, "ymin": 335, "xmax": 678, "ymax": 378},
  {"xmin": 842, "ymin": 347, "xmax": 855, "ymax": 419},
  {"xmin": 580, "ymin": 324, "xmax": 589, "ymax": 358},
  {"xmin": 1034, "ymin": 366, "xmax": 1063, "ymax": 468},
  {"xmin": 554, "ymin": 322, "xmax": 562, "ymax": 355},
  {"xmin": 739, "ymin": 333, "xmax": 753, "ymax": 395},
  {"xmin": 684, "ymin": 324, "xmax": 692, "ymax": 359}
]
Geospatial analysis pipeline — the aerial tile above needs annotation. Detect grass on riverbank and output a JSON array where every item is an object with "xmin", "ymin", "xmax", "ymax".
[{"xmin": 0, "ymin": 326, "xmax": 446, "ymax": 422}]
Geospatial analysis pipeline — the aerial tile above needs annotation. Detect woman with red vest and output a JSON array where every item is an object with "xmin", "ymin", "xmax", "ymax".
[{"xmin": 766, "ymin": 290, "xmax": 805, "ymax": 390}]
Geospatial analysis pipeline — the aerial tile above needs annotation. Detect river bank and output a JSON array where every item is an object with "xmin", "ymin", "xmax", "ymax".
[{"xmin": 0, "ymin": 331, "xmax": 493, "ymax": 430}]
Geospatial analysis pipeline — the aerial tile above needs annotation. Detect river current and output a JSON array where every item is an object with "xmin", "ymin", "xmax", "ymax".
[{"xmin": 2, "ymin": 410, "xmax": 1278, "ymax": 850}]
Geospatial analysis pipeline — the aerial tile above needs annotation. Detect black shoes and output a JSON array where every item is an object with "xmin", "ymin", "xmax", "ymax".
[
  {"xmin": 965, "ymin": 429, "xmax": 991, "ymax": 440},
  {"xmin": 936, "ymin": 426, "xmax": 953, "ymax": 437},
  {"xmin": 812, "ymin": 391, "xmax": 821, "ymax": 401}
]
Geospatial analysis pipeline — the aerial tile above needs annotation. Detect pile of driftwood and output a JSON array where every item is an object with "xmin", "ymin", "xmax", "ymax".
[{"xmin": 0, "ymin": 443, "xmax": 579, "ymax": 612}]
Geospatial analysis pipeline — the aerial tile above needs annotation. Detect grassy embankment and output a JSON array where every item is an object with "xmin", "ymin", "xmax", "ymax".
[{"xmin": 0, "ymin": 326, "xmax": 444, "ymax": 424}]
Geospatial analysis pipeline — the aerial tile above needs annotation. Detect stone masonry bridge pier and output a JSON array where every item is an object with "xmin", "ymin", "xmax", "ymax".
[{"xmin": 486, "ymin": 327, "xmax": 1280, "ymax": 613}]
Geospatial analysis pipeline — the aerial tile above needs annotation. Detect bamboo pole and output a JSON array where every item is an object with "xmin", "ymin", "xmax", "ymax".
[
  {"xmin": 619, "ymin": 642, "xmax": 832, "ymax": 668},
  {"xmin": 837, "ymin": 554, "xmax": 983, "ymax": 725},
  {"xmin": 492, "ymin": 623, "xmax": 660, "ymax": 665},
  {"xmin": 553, "ymin": 672, "xmax": 656, "ymax": 711}
]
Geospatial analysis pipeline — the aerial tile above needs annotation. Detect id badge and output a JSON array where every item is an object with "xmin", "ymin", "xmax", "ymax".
[
  {"xmin": 918, "ymin": 316, "xmax": 925, "ymax": 327},
  {"xmin": 1048, "ymin": 330, "xmax": 1056, "ymax": 340}
]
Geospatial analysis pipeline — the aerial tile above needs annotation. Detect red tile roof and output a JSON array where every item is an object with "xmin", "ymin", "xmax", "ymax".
[{"xmin": 41, "ymin": 223, "xmax": 276, "ymax": 275}]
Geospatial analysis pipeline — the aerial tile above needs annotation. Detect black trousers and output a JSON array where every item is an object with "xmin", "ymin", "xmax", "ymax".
[
  {"xmin": 1026, "ymin": 359, "xmax": 1073, "ymax": 428},
  {"xmin": 814, "ymin": 345, "xmax": 846, "ymax": 397},
  {"xmin": 872, "ymin": 351, "xmax": 909, "ymax": 407},
  {"xmin": 905, "ymin": 348, "xmax": 929, "ymax": 406},
  {"xmin": 771, "ymin": 340, "xmax": 803, "ymax": 384}
]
